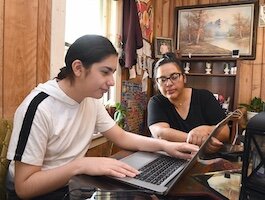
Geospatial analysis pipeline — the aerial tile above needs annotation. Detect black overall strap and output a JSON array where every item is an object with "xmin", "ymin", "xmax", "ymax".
[{"xmin": 14, "ymin": 92, "xmax": 49, "ymax": 161}]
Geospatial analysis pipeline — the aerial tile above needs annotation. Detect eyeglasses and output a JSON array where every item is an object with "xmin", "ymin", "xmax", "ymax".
[{"xmin": 156, "ymin": 73, "xmax": 183, "ymax": 86}]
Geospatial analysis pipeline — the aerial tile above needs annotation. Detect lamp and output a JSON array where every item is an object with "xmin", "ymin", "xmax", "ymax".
[{"xmin": 240, "ymin": 112, "xmax": 265, "ymax": 199}]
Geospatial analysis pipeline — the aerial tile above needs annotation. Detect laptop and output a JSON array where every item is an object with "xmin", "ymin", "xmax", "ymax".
[{"xmin": 110, "ymin": 110, "xmax": 239, "ymax": 195}]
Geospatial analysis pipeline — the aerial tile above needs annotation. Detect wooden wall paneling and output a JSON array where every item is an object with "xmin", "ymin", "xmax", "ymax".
[
  {"xmin": 238, "ymin": 61, "xmax": 253, "ymax": 104},
  {"xmin": 259, "ymin": 0, "xmax": 265, "ymax": 100},
  {"xmin": 250, "ymin": 75, "xmax": 260, "ymax": 99},
  {"xmin": 195, "ymin": 0, "xmax": 210, "ymax": 6},
  {"xmin": 233, "ymin": 60, "xmax": 240, "ymax": 109},
  {"xmin": 180, "ymin": 0, "xmax": 192, "ymax": 6},
  {"xmin": 261, "ymin": 30, "xmax": 265, "ymax": 100},
  {"xmin": 174, "ymin": 0, "xmax": 183, "ymax": 7},
  {"xmin": 169, "ymin": 0, "xmax": 176, "ymax": 38},
  {"xmin": 208, "ymin": 0, "xmax": 217, "ymax": 3},
  {"xmin": 154, "ymin": 1, "xmax": 163, "ymax": 37},
  {"xmin": 198, "ymin": 0, "xmax": 210, "ymax": 5},
  {"xmin": 214, "ymin": 0, "xmax": 226, "ymax": 3},
  {"xmin": 255, "ymin": 27, "xmax": 264, "ymax": 65},
  {"xmin": 252, "ymin": 26, "xmax": 264, "ymax": 99},
  {"xmin": 4, "ymin": 0, "xmax": 39, "ymax": 119},
  {"xmin": 161, "ymin": 0, "xmax": 170, "ymax": 37},
  {"xmin": 0, "ymin": 0, "xmax": 3, "ymax": 117},
  {"xmin": 186, "ymin": 0, "xmax": 199, "ymax": 6},
  {"xmin": 37, "ymin": 0, "xmax": 51, "ymax": 83},
  {"xmin": 173, "ymin": 0, "xmax": 183, "ymax": 46}
]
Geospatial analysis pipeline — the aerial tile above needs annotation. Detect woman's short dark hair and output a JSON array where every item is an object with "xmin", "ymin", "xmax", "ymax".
[
  {"xmin": 153, "ymin": 52, "xmax": 184, "ymax": 79},
  {"xmin": 56, "ymin": 35, "xmax": 118, "ymax": 82}
]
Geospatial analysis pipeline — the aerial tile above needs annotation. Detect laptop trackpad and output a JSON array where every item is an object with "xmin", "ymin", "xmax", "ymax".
[{"xmin": 120, "ymin": 151, "xmax": 160, "ymax": 169}]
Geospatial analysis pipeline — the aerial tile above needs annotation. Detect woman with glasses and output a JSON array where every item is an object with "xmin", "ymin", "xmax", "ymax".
[{"xmin": 147, "ymin": 52, "xmax": 230, "ymax": 153}]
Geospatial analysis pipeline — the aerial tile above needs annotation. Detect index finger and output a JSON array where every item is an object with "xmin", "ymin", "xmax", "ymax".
[{"xmin": 180, "ymin": 143, "xmax": 199, "ymax": 153}]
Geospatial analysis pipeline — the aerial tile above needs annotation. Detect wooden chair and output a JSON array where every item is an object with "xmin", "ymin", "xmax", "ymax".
[{"xmin": 0, "ymin": 119, "xmax": 12, "ymax": 200}]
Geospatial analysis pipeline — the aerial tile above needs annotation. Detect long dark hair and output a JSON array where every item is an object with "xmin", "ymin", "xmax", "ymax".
[{"xmin": 56, "ymin": 35, "xmax": 118, "ymax": 82}]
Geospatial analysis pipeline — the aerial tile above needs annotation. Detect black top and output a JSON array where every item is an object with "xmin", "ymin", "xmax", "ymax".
[{"xmin": 147, "ymin": 89, "xmax": 226, "ymax": 133}]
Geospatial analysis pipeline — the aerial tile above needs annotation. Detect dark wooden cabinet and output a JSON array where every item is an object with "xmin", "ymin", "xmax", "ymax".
[{"xmin": 180, "ymin": 57, "xmax": 240, "ymax": 112}]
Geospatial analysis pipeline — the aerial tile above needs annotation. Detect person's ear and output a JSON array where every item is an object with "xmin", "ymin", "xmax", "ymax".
[
  {"xmin": 183, "ymin": 74, "xmax": 187, "ymax": 84},
  {"xmin": 71, "ymin": 60, "xmax": 83, "ymax": 77}
]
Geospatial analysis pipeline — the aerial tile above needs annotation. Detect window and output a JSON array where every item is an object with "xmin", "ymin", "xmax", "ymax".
[
  {"xmin": 65, "ymin": 0, "xmax": 117, "ymax": 105},
  {"xmin": 65, "ymin": 0, "xmax": 103, "ymax": 44}
]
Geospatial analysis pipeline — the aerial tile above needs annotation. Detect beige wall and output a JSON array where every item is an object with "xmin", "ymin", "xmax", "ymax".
[{"xmin": 50, "ymin": 0, "xmax": 66, "ymax": 79}]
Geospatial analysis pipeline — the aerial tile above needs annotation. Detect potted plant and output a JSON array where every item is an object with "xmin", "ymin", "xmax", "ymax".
[
  {"xmin": 113, "ymin": 102, "xmax": 127, "ymax": 128},
  {"xmin": 239, "ymin": 97, "xmax": 265, "ymax": 120}
]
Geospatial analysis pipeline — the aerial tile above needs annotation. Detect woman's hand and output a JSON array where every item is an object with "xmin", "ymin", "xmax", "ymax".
[
  {"xmin": 187, "ymin": 125, "xmax": 224, "ymax": 153},
  {"xmin": 163, "ymin": 142, "xmax": 199, "ymax": 160},
  {"xmin": 204, "ymin": 137, "xmax": 223, "ymax": 154},
  {"xmin": 78, "ymin": 157, "xmax": 139, "ymax": 178},
  {"xmin": 186, "ymin": 125, "xmax": 214, "ymax": 146}
]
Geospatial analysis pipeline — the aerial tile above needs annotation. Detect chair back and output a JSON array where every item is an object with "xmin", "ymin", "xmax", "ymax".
[{"xmin": 0, "ymin": 119, "xmax": 13, "ymax": 200}]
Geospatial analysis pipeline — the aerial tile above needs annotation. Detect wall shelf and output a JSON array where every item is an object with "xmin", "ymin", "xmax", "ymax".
[
  {"xmin": 178, "ymin": 57, "xmax": 239, "ymax": 61},
  {"xmin": 186, "ymin": 73, "xmax": 236, "ymax": 77},
  {"xmin": 180, "ymin": 58, "xmax": 240, "ymax": 112}
]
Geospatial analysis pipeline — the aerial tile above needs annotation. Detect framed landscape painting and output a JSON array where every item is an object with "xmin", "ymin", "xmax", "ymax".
[{"xmin": 174, "ymin": 1, "xmax": 258, "ymax": 59}]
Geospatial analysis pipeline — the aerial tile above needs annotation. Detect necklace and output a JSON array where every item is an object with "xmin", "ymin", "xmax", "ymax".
[
  {"xmin": 175, "ymin": 101, "xmax": 184, "ymax": 108},
  {"xmin": 173, "ymin": 90, "xmax": 188, "ymax": 108},
  {"xmin": 177, "ymin": 102, "xmax": 183, "ymax": 106}
]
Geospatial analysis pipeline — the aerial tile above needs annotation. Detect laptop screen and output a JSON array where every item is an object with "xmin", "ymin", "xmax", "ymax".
[
  {"xmin": 197, "ymin": 111, "xmax": 234, "ymax": 160},
  {"xmin": 164, "ymin": 111, "xmax": 237, "ymax": 194}
]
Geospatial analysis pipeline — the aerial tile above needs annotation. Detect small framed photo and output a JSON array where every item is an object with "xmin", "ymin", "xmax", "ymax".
[
  {"xmin": 154, "ymin": 37, "xmax": 174, "ymax": 58},
  {"xmin": 232, "ymin": 49, "xmax": 240, "ymax": 58}
]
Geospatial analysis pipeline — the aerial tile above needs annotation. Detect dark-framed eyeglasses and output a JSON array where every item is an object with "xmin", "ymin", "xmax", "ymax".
[{"xmin": 156, "ymin": 73, "xmax": 183, "ymax": 86}]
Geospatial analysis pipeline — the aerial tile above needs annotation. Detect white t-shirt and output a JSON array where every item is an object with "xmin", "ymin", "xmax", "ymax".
[{"xmin": 7, "ymin": 79, "xmax": 115, "ymax": 179}]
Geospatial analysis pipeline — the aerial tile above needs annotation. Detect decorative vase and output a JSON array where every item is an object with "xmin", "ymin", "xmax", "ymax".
[
  {"xmin": 205, "ymin": 62, "xmax": 212, "ymax": 74},
  {"xmin": 224, "ymin": 63, "xmax": 230, "ymax": 74},
  {"xmin": 184, "ymin": 62, "xmax": 190, "ymax": 73}
]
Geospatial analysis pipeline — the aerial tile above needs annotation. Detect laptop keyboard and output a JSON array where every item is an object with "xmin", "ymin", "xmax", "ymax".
[{"xmin": 134, "ymin": 155, "xmax": 186, "ymax": 185}]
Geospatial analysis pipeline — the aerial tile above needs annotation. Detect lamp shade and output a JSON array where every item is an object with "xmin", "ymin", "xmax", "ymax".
[{"xmin": 240, "ymin": 112, "xmax": 265, "ymax": 200}]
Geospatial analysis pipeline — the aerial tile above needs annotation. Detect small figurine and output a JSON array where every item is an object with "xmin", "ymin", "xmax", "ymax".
[
  {"xmin": 224, "ymin": 63, "xmax": 230, "ymax": 74},
  {"xmin": 184, "ymin": 62, "xmax": 190, "ymax": 73},
  {"xmin": 205, "ymin": 62, "xmax": 212, "ymax": 74}
]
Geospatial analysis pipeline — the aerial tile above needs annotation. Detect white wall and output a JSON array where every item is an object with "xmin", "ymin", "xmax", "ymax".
[{"xmin": 50, "ymin": 0, "xmax": 66, "ymax": 79}]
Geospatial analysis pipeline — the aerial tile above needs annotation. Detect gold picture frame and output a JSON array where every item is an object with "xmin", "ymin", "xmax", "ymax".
[{"xmin": 174, "ymin": 0, "xmax": 258, "ymax": 59}]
